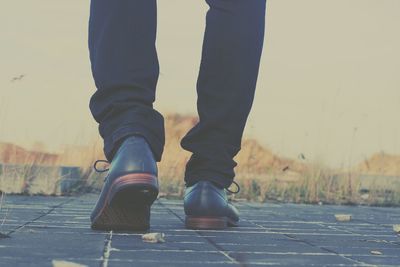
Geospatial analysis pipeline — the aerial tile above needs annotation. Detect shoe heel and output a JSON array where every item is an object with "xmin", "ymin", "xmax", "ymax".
[
  {"xmin": 109, "ymin": 173, "xmax": 159, "ymax": 205},
  {"xmin": 185, "ymin": 216, "xmax": 228, "ymax": 230},
  {"xmin": 91, "ymin": 173, "xmax": 158, "ymax": 231},
  {"xmin": 91, "ymin": 203, "xmax": 151, "ymax": 231}
]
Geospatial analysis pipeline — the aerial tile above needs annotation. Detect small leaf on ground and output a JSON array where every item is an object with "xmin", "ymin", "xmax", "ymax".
[
  {"xmin": 370, "ymin": 250, "xmax": 383, "ymax": 255},
  {"xmin": 52, "ymin": 260, "xmax": 88, "ymax": 267},
  {"xmin": 335, "ymin": 214, "xmax": 352, "ymax": 222},
  {"xmin": 142, "ymin": 232, "xmax": 165, "ymax": 243}
]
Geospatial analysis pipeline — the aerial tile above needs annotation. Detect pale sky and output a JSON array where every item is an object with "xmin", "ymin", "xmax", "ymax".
[{"xmin": 0, "ymin": 0, "xmax": 399, "ymax": 168}]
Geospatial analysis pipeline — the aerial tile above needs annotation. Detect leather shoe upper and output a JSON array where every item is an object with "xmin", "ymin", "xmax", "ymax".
[
  {"xmin": 183, "ymin": 180, "xmax": 239, "ymax": 222},
  {"xmin": 106, "ymin": 135, "xmax": 158, "ymax": 180}
]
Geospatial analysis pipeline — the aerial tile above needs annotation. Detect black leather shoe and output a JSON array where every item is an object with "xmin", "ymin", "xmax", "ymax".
[
  {"xmin": 90, "ymin": 135, "xmax": 159, "ymax": 231},
  {"xmin": 184, "ymin": 180, "xmax": 239, "ymax": 229}
]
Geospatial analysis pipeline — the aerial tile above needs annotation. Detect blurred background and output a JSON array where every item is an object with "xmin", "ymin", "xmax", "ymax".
[{"xmin": 1, "ymin": 0, "xmax": 399, "ymax": 204}]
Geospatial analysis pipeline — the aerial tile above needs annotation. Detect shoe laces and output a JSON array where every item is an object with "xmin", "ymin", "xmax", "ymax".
[
  {"xmin": 226, "ymin": 181, "xmax": 240, "ymax": 194},
  {"xmin": 93, "ymin": 159, "xmax": 110, "ymax": 173},
  {"xmin": 93, "ymin": 159, "xmax": 241, "ymax": 194}
]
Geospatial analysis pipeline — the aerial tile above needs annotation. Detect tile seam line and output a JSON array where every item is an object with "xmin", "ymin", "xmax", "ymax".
[
  {"xmin": 242, "ymin": 201, "xmax": 400, "ymax": 252},
  {"xmin": 5, "ymin": 198, "xmax": 74, "ymax": 236},
  {"xmin": 100, "ymin": 230, "xmax": 113, "ymax": 267},
  {"xmin": 156, "ymin": 199, "xmax": 240, "ymax": 266},
  {"xmin": 240, "ymin": 202, "xmax": 373, "ymax": 266},
  {"xmin": 242, "ymin": 218, "xmax": 374, "ymax": 267}
]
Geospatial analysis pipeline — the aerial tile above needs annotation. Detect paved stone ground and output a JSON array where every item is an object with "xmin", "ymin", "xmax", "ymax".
[{"xmin": 0, "ymin": 194, "xmax": 399, "ymax": 267}]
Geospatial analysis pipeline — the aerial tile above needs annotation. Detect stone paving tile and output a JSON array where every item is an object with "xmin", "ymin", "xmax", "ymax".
[
  {"xmin": 0, "ymin": 195, "xmax": 104, "ymax": 267},
  {"xmin": 0, "ymin": 194, "xmax": 400, "ymax": 266}
]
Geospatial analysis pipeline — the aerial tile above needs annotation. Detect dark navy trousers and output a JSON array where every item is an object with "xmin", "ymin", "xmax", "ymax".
[{"xmin": 88, "ymin": 0, "xmax": 266, "ymax": 188}]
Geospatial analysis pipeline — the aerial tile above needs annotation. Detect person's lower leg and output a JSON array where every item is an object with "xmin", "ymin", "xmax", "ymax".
[
  {"xmin": 181, "ymin": 0, "xmax": 267, "ymax": 188},
  {"xmin": 88, "ymin": 0, "xmax": 164, "ymax": 162}
]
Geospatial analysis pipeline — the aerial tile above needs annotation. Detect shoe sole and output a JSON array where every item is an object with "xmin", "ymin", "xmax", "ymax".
[
  {"xmin": 185, "ymin": 215, "xmax": 238, "ymax": 230},
  {"xmin": 91, "ymin": 173, "xmax": 158, "ymax": 231}
]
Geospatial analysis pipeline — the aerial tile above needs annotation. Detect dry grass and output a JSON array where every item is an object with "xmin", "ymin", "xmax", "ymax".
[{"xmin": 1, "ymin": 113, "xmax": 400, "ymax": 206}]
